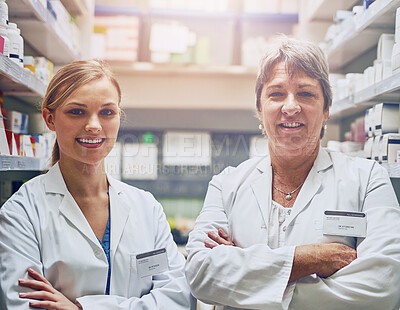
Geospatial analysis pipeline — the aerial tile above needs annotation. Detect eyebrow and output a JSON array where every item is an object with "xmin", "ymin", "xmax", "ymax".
[
  {"xmin": 298, "ymin": 84, "xmax": 318, "ymax": 88},
  {"xmin": 64, "ymin": 102, "xmax": 117, "ymax": 108}
]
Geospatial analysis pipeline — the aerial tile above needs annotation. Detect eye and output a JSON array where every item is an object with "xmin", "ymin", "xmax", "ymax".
[
  {"xmin": 298, "ymin": 92, "xmax": 314, "ymax": 97},
  {"xmin": 68, "ymin": 109, "xmax": 84, "ymax": 115},
  {"xmin": 100, "ymin": 109, "xmax": 116, "ymax": 116},
  {"xmin": 269, "ymin": 92, "xmax": 284, "ymax": 97}
]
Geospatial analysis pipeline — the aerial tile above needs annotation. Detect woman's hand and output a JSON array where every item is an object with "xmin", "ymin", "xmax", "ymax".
[
  {"xmin": 19, "ymin": 268, "xmax": 82, "ymax": 310},
  {"xmin": 205, "ymin": 228, "xmax": 235, "ymax": 248},
  {"xmin": 289, "ymin": 243, "xmax": 357, "ymax": 282}
]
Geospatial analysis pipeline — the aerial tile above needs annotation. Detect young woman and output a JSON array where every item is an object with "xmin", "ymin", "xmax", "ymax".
[{"xmin": 0, "ymin": 60, "xmax": 193, "ymax": 310}]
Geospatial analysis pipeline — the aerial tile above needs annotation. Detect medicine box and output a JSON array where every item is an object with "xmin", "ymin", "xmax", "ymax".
[
  {"xmin": 7, "ymin": 110, "xmax": 28, "ymax": 135},
  {"xmin": 363, "ymin": 137, "xmax": 374, "ymax": 159},
  {"xmin": 374, "ymin": 103, "xmax": 399, "ymax": 136},
  {"xmin": 380, "ymin": 133, "xmax": 400, "ymax": 163},
  {"xmin": 0, "ymin": 128, "xmax": 9, "ymax": 155}
]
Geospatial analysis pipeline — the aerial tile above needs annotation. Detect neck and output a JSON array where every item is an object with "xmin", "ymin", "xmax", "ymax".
[
  {"xmin": 58, "ymin": 159, "xmax": 108, "ymax": 198},
  {"xmin": 269, "ymin": 143, "xmax": 320, "ymax": 186}
]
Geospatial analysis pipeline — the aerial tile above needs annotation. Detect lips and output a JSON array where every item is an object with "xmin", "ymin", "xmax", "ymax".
[
  {"xmin": 76, "ymin": 137, "xmax": 106, "ymax": 148},
  {"xmin": 279, "ymin": 122, "xmax": 303, "ymax": 128}
]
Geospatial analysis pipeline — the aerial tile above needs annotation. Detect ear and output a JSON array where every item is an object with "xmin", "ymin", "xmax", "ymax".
[
  {"xmin": 323, "ymin": 108, "xmax": 329, "ymax": 123},
  {"xmin": 42, "ymin": 108, "xmax": 56, "ymax": 131}
]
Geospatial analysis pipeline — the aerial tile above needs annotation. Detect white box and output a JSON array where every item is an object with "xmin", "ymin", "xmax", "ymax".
[
  {"xmin": 374, "ymin": 103, "xmax": 399, "ymax": 136},
  {"xmin": 377, "ymin": 34, "xmax": 395, "ymax": 61},
  {"xmin": 380, "ymin": 133, "xmax": 400, "ymax": 163},
  {"xmin": 392, "ymin": 42, "xmax": 400, "ymax": 73},
  {"xmin": 365, "ymin": 107, "xmax": 374, "ymax": 138},
  {"xmin": 7, "ymin": 110, "xmax": 29, "ymax": 134},
  {"xmin": 0, "ymin": 128, "xmax": 10, "ymax": 155},
  {"xmin": 396, "ymin": 8, "xmax": 400, "ymax": 43},
  {"xmin": 371, "ymin": 136, "xmax": 380, "ymax": 161},
  {"xmin": 363, "ymin": 137, "xmax": 374, "ymax": 159}
]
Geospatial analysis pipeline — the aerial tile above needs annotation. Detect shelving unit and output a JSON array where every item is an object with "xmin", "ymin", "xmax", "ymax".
[
  {"xmin": 303, "ymin": 0, "xmax": 359, "ymax": 22},
  {"xmin": 0, "ymin": 155, "xmax": 44, "ymax": 172},
  {"xmin": 330, "ymin": 70, "xmax": 400, "ymax": 119},
  {"xmin": 299, "ymin": 0, "xmax": 400, "ymax": 181},
  {"xmin": 0, "ymin": 55, "xmax": 46, "ymax": 97},
  {"xmin": 61, "ymin": 0, "xmax": 91, "ymax": 16},
  {"xmin": 8, "ymin": 0, "xmax": 81, "ymax": 65},
  {"xmin": 0, "ymin": 0, "xmax": 94, "ymax": 203},
  {"xmin": 326, "ymin": 0, "xmax": 400, "ymax": 71},
  {"xmin": 111, "ymin": 62, "xmax": 258, "ymax": 77}
]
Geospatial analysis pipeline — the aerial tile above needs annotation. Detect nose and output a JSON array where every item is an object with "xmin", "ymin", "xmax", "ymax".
[
  {"xmin": 281, "ymin": 94, "xmax": 301, "ymax": 117},
  {"xmin": 85, "ymin": 114, "xmax": 101, "ymax": 132}
]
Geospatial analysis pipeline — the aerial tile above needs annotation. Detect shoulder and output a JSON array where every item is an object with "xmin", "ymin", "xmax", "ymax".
[
  {"xmin": 326, "ymin": 148, "xmax": 376, "ymax": 171},
  {"xmin": 324, "ymin": 148, "xmax": 387, "ymax": 179},
  {"xmin": 213, "ymin": 156, "xmax": 265, "ymax": 181},
  {"xmin": 209, "ymin": 156, "xmax": 267, "ymax": 194},
  {"xmin": 107, "ymin": 176, "xmax": 161, "ymax": 208},
  {"xmin": 0, "ymin": 173, "xmax": 46, "ymax": 215}
]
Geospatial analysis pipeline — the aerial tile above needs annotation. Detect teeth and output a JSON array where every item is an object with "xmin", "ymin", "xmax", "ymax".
[
  {"xmin": 282, "ymin": 122, "xmax": 301, "ymax": 128},
  {"xmin": 78, "ymin": 138, "xmax": 103, "ymax": 144}
]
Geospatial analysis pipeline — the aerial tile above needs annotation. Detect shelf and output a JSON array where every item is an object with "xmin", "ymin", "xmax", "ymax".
[
  {"xmin": 0, "ymin": 54, "xmax": 46, "ymax": 97},
  {"xmin": 60, "ymin": 0, "xmax": 90, "ymax": 16},
  {"xmin": 112, "ymin": 62, "xmax": 258, "ymax": 77},
  {"xmin": 149, "ymin": 8, "xmax": 235, "ymax": 20},
  {"xmin": 240, "ymin": 12, "xmax": 298, "ymax": 23},
  {"xmin": 305, "ymin": 0, "xmax": 360, "ymax": 22},
  {"xmin": 0, "ymin": 155, "xmax": 44, "ymax": 171},
  {"xmin": 8, "ymin": 0, "xmax": 81, "ymax": 65},
  {"xmin": 327, "ymin": 0, "xmax": 400, "ymax": 71},
  {"xmin": 330, "ymin": 70, "xmax": 400, "ymax": 119}
]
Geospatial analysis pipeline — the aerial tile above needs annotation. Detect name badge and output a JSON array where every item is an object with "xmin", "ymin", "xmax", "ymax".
[
  {"xmin": 323, "ymin": 210, "xmax": 367, "ymax": 238},
  {"xmin": 136, "ymin": 248, "xmax": 169, "ymax": 278}
]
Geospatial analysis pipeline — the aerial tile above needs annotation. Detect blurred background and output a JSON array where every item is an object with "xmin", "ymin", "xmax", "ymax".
[{"xmin": 4, "ymin": 0, "xmax": 400, "ymax": 249}]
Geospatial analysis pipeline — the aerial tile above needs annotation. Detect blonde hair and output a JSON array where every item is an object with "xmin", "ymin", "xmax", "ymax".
[{"xmin": 41, "ymin": 59, "xmax": 122, "ymax": 165}]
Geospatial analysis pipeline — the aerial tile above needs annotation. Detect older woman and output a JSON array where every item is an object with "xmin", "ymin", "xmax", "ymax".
[{"xmin": 185, "ymin": 37, "xmax": 400, "ymax": 309}]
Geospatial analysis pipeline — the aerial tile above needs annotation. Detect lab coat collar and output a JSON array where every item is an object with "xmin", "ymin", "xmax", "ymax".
[
  {"xmin": 250, "ymin": 146, "xmax": 333, "ymax": 230},
  {"xmin": 251, "ymin": 156, "xmax": 272, "ymax": 229},
  {"xmin": 107, "ymin": 176, "xmax": 130, "ymax": 262},
  {"xmin": 43, "ymin": 163, "xmax": 131, "ymax": 256},
  {"xmin": 287, "ymin": 146, "xmax": 332, "ymax": 226}
]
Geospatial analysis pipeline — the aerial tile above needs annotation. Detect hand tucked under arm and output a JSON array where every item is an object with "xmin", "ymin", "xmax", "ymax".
[
  {"xmin": 289, "ymin": 243, "xmax": 357, "ymax": 282},
  {"xmin": 204, "ymin": 228, "xmax": 236, "ymax": 249},
  {"xmin": 19, "ymin": 268, "xmax": 82, "ymax": 310}
]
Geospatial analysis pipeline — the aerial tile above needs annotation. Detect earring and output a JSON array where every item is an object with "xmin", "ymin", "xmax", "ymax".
[
  {"xmin": 324, "ymin": 122, "xmax": 327, "ymax": 130},
  {"xmin": 259, "ymin": 123, "xmax": 264, "ymax": 130}
]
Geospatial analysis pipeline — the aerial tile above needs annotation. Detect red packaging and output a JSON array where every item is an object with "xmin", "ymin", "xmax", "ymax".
[
  {"xmin": 13, "ymin": 133, "xmax": 20, "ymax": 155},
  {"xmin": 1, "ymin": 108, "xmax": 7, "ymax": 128},
  {"xmin": 5, "ymin": 129, "xmax": 13, "ymax": 154},
  {"xmin": 30, "ymin": 136, "xmax": 36, "ymax": 157}
]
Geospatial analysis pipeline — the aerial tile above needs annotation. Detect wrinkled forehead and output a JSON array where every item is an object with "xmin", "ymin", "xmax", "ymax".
[{"xmin": 265, "ymin": 61, "xmax": 318, "ymax": 87}]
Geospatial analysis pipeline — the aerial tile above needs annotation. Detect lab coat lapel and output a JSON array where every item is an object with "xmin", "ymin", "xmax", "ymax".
[
  {"xmin": 250, "ymin": 157, "xmax": 272, "ymax": 229},
  {"xmin": 44, "ymin": 163, "xmax": 100, "ymax": 247},
  {"xmin": 107, "ymin": 176, "xmax": 130, "ymax": 262},
  {"xmin": 288, "ymin": 147, "xmax": 332, "ymax": 226}
]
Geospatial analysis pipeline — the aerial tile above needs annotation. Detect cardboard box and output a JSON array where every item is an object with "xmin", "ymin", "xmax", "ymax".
[
  {"xmin": 0, "ymin": 128, "xmax": 9, "ymax": 155},
  {"xmin": 7, "ymin": 111, "xmax": 29, "ymax": 135},
  {"xmin": 374, "ymin": 103, "xmax": 399, "ymax": 136},
  {"xmin": 380, "ymin": 133, "xmax": 400, "ymax": 163}
]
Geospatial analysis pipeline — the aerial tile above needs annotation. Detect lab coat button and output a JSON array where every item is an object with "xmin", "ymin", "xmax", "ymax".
[{"xmin": 282, "ymin": 226, "xmax": 287, "ymax": 232}]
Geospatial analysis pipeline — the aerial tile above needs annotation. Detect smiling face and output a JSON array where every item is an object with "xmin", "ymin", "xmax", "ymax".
[
  {"xmin": 258, "ymin": 62, "xmax": 329, "ymax": 157},
  {"xmin": 43, "ymin": 77, "xmax": 120, "ymax": 166}
]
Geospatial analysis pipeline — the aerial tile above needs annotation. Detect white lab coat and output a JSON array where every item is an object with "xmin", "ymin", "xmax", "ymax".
[
  {"xmin": 0, "ymin": 163, "xmax": 193, "ymax": 310},
  {"xmin": 185, "ymin": 147, "xmax": 400, "ymax": 310}
]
